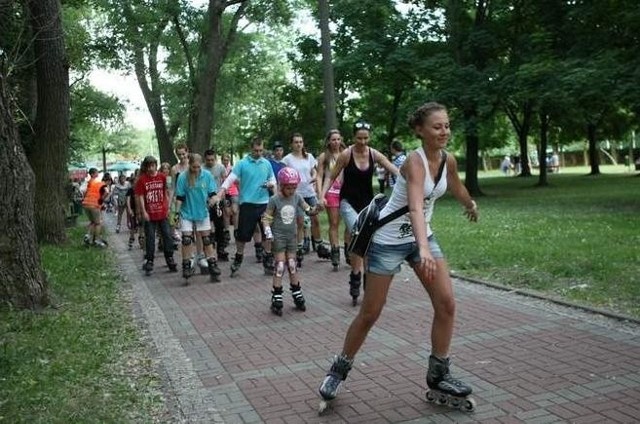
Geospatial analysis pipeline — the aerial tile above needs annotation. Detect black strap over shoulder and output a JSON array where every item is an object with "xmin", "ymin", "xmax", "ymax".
[{"xmin": 377, "ymin": 150, "xmax": 447, "ymax": 227}]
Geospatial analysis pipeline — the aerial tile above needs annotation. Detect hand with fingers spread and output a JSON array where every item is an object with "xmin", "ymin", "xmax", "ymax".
[{"xmin": 464, "ymin": 200, "xmax": 478, "ymax": 222}]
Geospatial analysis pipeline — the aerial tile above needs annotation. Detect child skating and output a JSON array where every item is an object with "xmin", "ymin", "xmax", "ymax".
[{"xmin": 262, "ymin": 167, "xmax": 317, "ymax": 316}]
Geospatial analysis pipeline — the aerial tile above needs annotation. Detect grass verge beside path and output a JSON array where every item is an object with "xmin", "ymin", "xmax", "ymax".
[
  {"xmin": 432, "ymin": 170, "xmax": 639, "ymax": 318},
  {"xmin": 0, "ymin": 227, "xmax": 167, "ymax": 423}
]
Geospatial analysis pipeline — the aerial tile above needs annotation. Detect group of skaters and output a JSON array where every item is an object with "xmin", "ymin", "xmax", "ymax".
[{"xmin": 80, "ymin": 102, "xmax": 481, "ymax": 412}]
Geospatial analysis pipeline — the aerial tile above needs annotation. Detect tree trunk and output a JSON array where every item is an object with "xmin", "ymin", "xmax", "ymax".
[
  {"xmin": 587, "ymin": 122, "xmax": 600, "ymax": 175},
  {"xmin": 133, "ymin": 40, "xmax": 174, "ymax": 164},
  {"xmin": 318, "ymin": 0, "xmax": 337, "ymax": 132},
  {"xmin": 0, "ymin": 68, "xmax": 49, "ymax": 309},
  {"xmin": 505, "ymin": 101, "xmax": 534, "ymax": 177},
  {"xmin": 26, "ymin": 0, "xmax": 70, "ymax": 244},
  {"xmin": 384, "ymin": 88, "xmax": 403, "ymax": 147},
  {"xmin": 537, "ymin": 111, "xmax": 549, "ymax": 187},
  {"xmin": 463, "ymin": 108, "xmax": 482, "ymax": 197},
  {"xmin": 189, "ymin": 0, "xmax": 247, "ymax": 155}
]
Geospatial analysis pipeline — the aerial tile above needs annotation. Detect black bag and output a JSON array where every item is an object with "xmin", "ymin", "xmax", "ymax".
[{"xmin": 347, "ymin": 151, "xmax": 447, "ymax": 258}]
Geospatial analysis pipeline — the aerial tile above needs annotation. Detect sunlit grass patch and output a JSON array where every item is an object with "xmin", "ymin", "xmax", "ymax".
[{"xmin": 432, "ymin": 172, "xmax": 640, "ymax": 318}]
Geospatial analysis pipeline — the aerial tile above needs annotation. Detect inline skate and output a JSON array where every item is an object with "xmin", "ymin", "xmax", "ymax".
[
  {"xmin": 271, "ymin": 286, "xmax": 283, "ymax": 316},
  {"xmin": 315, "ymin": 240, "xmax": 332, "ymax": 261},
  {"xmin": 230, "ymin": 253, "xmax": 243, "ymax": 277},
  {"xmin": 207, "ymin": 257, "xmax": 221, "ymax": 282},
  {"xmin": 290, "ymin": 284, "xmax": 306, "ymax": 311},
  {"xmin": 182, "ymin": 258, "xmax": 195, "ymax": 285},
  {"xmin": 254, "ymin": 243, "xmax": 264, "ymax": 263},
  {"xmin": 348, "ymin": 272, "xmax": 361, "ymax": 306},
  {"xmin": 425, "ymin": 355, "xmax": 475, "ymax": 412},
  {"xmin": 142, "ymin": 259, "xmax": 154, "ymax": 276},
  {"xmin": 330, "ymin": 246, "xmax": 340, "ymax": 271},
  {"xmin": 318, "ymin": 354, "xmax": 353, "ymax": 414},
  {"xmin": 296, "ymin": 246, "xmax": 304, "ymax": 269},
  {"xmin": 263, "ymin": 251, "xmax": 275, "ymax": 275},
  {"xmin": 166, "ymin": 255, "xmax": 178, "ymax": 273}
]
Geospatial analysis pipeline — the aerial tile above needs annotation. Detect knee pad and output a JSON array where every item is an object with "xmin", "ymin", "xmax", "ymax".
[
  {"xmin": 275, "ymin": 261, "xmax": 286, "ymax": 277},
  {"xmin": 287, "ymin": 257, "xmax": 297, "ymax": 275},
  {"xmin": 202, "ymin": 234, "xmax": 213, "ymax": 247},
  {"xmin": 182, "ymin": 234, "xmax": 193, "ymax": 246}
]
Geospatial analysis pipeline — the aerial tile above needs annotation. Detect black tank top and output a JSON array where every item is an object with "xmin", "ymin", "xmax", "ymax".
[{"xmin": 340, "ymin": 148, "xmax": 374, "ymax": 212}]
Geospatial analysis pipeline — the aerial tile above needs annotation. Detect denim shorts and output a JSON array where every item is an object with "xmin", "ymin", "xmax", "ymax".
[
  {"xmin": 339, "ymin": 199, "xmax": 359, "ymax": 230},
  {"xmin": 366, "ymin": 236, "xmax": 444, "ymax": 276}
]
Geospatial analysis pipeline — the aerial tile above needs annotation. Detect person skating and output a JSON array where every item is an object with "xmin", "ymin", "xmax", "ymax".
[
  {"xmin": 262, "ymin": 167, "xmax": 319, "ymax": 315},
  {"xmin": 174, "ymin": 153, "xmax": 221, "ymax": 284},
  {"xmin": 319, "ymin": 120, "xmax": 398, "ymax": 306},
  {"xmin": 212, "ymin": 138, "xmax": 276, "ymax": 277},
  {"xmin": 134, "ymin": 156, "xmax": 178, "ymax": 275},
  {"xmin": 318, "ymin": 103, "xmax": 479, "ymax": 413}
]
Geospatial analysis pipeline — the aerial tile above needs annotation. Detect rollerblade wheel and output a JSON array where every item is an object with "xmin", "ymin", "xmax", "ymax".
[
  {"xmin": 271, "ymin": 307, "xmax": 282, "ymax": 316},
  {"xmin": 437, "ymin": 392, "xmax": 448, "ymax": 406},
  {"xmin": 425, "ymin": 390, "xmax": 437, "ymax": 403},
  {"xmin": 450, "ymin": 397, "xmax": 462, "ymax": 408},
  {"xmin": 460, "ymin": 397, "xmax": 476, "ymax": 412},
  {"xmin": 352, "ymin": 297, "xmax": 357, "ymax": 306},
  {"xmin": 318, "ymin": 400, "xmax": 330, "ymax": 415}
]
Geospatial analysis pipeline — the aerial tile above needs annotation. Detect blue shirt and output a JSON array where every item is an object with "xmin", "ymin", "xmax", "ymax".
[
  {"xmin": 176, "ymin": 169, "xmax": 217, "ymax": 221},
  {"xmin": 268, "ymin": 158, "xmax": 286, "ymax": 180},
  {"xmin": 233, "ymin": 155, "xmax": 274, "ymax": 204}
]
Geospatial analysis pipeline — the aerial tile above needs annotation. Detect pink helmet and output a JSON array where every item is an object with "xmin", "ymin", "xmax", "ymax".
[{"xmin": 277, "ymin": 167, "xmax": 301, "ymax": 186}]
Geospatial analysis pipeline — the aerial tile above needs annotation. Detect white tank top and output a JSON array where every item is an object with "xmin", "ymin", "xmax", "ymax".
[{"xmin": 373, "ymin": 148, "xmax": 447, "ymax": 245}]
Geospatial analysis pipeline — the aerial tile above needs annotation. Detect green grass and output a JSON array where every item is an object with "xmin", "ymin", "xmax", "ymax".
[
  {"xmin": 0, "ymin": 227, "xmax": 166, "ymax": 423},
  {"xmin": 432, "ymin": 167, "xmax": 640, "ymax": 318}
]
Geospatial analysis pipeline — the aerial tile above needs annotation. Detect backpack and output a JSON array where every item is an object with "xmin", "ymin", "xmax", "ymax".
[{"xmin": 347, "ymin": 150, "xmax": 447, "ymax": 258}]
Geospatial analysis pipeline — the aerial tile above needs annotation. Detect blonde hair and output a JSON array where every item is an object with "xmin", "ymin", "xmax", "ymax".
[{"xmin": 187, "ymin": 154, "xmax": 202, "ymax": 187}]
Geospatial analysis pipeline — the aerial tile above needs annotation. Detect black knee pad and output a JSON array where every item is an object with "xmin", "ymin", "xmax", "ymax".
[
  {"xmin": 182, "ymin": 235, "xmax": 193, "ymax": 246},
  {"xmin": 202, "ymin": 234, "xmax": 213, "ymax": 247}
]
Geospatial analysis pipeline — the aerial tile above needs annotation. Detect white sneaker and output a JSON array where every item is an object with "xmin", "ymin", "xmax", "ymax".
[{"xmin": 94, "ymin": 239, "xmax": 108, "ymax": 248}]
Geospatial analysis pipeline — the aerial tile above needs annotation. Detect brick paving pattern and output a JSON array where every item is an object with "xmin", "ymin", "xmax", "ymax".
[{"xmin": 111, "ymin": 231, "xmax": 640, "ymax": 424}]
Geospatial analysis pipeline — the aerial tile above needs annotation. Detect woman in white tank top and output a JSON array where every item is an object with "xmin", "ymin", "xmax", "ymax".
[{"xmin": 319, "ymin": 102, "xmax": 480, "ymax": 408}]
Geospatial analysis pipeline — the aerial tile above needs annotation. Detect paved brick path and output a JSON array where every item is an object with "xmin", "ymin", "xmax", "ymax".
[{"xmin": 110, "ymin": 231, "xmax": 640, "ymax": 424}]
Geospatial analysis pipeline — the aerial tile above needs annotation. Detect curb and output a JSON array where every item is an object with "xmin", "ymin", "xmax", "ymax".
[{"xmin": 451, "ymin": 272, "xmax": 640, "ymax": 325}]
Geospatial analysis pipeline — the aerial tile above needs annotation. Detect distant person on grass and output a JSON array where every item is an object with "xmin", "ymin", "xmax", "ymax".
[{"xmin": 82, "ymin": 167, "xmax": 110, "ymax": 247}]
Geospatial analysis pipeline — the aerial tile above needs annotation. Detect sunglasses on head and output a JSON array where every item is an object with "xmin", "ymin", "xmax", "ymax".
[{"xmin": 354, "ymin": 121, "xmax": 371, "ymax": 130}]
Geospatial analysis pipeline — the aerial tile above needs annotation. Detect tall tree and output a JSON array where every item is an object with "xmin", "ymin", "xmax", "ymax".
[
  {"xmin": 97, "ymin": 0, "xmax": 293, "ymax": 161},
  {"xmin": 26, "ymin": 0, "xmax": 71, "ymax": 243},
  {"xmin": 0, "ymin": 65, "xmax": 49, "ymax": 309},
  {"xmin": 317, "ymin": 0, "xmax": 337, "ymax": 131}
]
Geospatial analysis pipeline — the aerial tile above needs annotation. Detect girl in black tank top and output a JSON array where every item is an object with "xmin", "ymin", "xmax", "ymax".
[{"xmin": 340, "ymin": 148, "xmax": 375, "ymax": 213}]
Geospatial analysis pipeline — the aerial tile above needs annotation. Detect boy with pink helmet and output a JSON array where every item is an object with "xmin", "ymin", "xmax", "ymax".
[{"xmin": 261, "ymin": 167, "xmax": 318, "ymax": 315}]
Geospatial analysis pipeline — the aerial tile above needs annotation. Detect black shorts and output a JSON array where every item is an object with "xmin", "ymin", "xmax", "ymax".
[{"xmin": 236, "ymin": 203, "xmax": 267, "ymax": 242}]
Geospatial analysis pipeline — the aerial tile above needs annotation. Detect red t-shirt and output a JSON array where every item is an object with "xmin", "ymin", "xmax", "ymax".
[{"xmin": 135, "ymin": 172, "xmax": 168, "ymax": 221}]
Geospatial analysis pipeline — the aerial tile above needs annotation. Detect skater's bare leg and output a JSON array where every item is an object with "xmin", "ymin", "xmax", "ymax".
[
  {"xmin": 327, "ymin": 207, "xmax": 340, "ymax": 247},
  {"xmin": 414, "ymin": 258, "xmax": 455, "ymax": 358},
  {"xmin": 272, "ymin": 252, "xmax": 285, "ymax": 289},
  {"xmin": 341, "ymin": 273, "xmax": 393, "ymax": 358}
]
